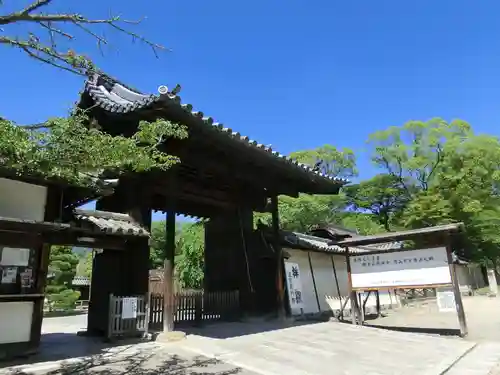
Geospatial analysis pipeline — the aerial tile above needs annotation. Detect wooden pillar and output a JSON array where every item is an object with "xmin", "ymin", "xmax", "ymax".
[
  {"xmin": 330, "ymin": 255, "xmax": 343, "ymax": 319},
  {"xmin": 30, "ymin": 186, "xmax": 63, "ymax": 348},
  {"xmin": 163, "ymin": 210, "xmax": 176, "ymax": 332},
  {"xmin": 345, "ymin": 247, "xmax": 361, "ymax": 324},
  {"xmin": 270, "ymin": 195, "xmax": 286, "ymax": 318},
  {"xmin": 445, "ymin": 235, "xmax": 468, "ymax": 337},
  {"xmin": 308, "ymin": 252, "xmax": 321, "ymax": 313}
]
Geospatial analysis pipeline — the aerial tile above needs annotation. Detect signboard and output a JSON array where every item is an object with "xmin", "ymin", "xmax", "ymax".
[
  {"xmin": 349, "ymin": 247, "xmax": 451, "ymax": 290},
  {"xmin": 284, "ymin": 262, "xmax": 304, "ymax": 309},
  {"xmin": 1, "ymin": 248, "xmax": 30, "ymax": 267},
  {"xmin": 436, "ymin": 287, "xmax": 456, "ymax": 312},
  {"xmin": 121, "ymin": 297, "xmax": 138, "ymax": 319}
]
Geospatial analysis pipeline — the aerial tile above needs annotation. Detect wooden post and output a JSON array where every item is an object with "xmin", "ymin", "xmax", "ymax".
[
  {"xmin": 345, "ymin": 247, "xmax": 361, "ymax": 324},
  {"xmin": 307, "ymin": 251, "xmax": 321, "ymax": 314},
  {"xmin": 375, "ymin": 290, "xmax": 381, "ymax": 316},
  {"xmin": 163, "ymin": 210, "xmax": 176, "ymax": 332},
  {"xmin": 445, "ymin": 236, "xmax": 468, "ymax": 337},
  {"xmin": 330, "ymin": 255, "xmax": 343, "ymax": 319},
  {"xmin": 270, "ymin": 195, "xmax": 286, "ymax": 318}
]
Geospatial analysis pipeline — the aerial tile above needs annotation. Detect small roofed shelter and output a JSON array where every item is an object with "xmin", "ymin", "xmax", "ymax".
[
  {"xmin": 331, "ymin": 222, "xmax": 468, "ymax": 336},
  {"xmin": 0, "ymin": 172, "xmax": 150, "ymax": 359},
  {"xmin": 76, "ymin": 71, "xmax": 347, "ymax": 331},
  {"xmin": 71, "ymin": 276, "xmax": 91, "ymax": 301}
]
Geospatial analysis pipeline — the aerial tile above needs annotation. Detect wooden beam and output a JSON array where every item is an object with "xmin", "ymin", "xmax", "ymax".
[
  {"xmin": 270, "ymin": 195, "xmax": 287, "ymax": 318},
  {"xmin": 308, "ymin": 252, "xmax": 321, "ymax": 313},
  {"xmin": 445, "ymin": 235, "xmax": 468, "ymax": 337},
  {"xmin": 163, "ymin": 137, "xmax": 301, "ymax": 198},
  {"xmin": 330, "ymin": 255, "xmax": 343, "ymax": 319},
  {"xmin": 163, "ymin": 209, "xmax": 176, "ymax": 332},
  {"xmin": 345, "ymin": 247, "xmax": 361, "ymax": 325}
]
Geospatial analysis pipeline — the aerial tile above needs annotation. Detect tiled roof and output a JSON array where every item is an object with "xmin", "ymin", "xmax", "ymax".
[
  {"xmin": 282, "ymin": 231, "xmax": 367, "ymax": 254},
  {"xmin": 73, "ymin": 209, "xmax": 150, "ymax": 237},
  {"xmin": 72, "ymin": 276, "xmax": 91, "ymax": 286},
  {"xmin": 362, "ymin": 242, "xmax": 403, "ymax": 251},
  {"xmin": 82, "ymin": 72, "xmax": 347, "ymax": 187}
]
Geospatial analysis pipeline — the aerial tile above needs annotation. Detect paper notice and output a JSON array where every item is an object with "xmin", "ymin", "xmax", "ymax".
[
  {"xmin": 1, "ymin": 248, "xmax": 30, "ymax": 266},
  {"xmin": 1, "ymin": 267, "xmax": 17, "ymax": 284}
]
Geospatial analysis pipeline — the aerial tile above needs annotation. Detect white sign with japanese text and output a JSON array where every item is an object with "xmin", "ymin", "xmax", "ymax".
[
  {"xmin": 121, "ymin": 297, "xmax": 138, "ymax": 319},
  {"xmin": 350, "ymin": 247, "xmax": 452, "ymax": 289},
  {"xmin": 285, "ymin": 262, "xmax": 304, "ymax": 309}
]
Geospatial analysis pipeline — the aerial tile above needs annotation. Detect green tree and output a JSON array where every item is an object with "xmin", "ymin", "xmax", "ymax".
[
  {"xmin": 290, "ymin": 145, "xmax": 357, "ymax": 178},
  {"xmin": 1, "ymin": 0, "xmax": 164, "ymax": 75},
  {"xmin": 368, "ymin": 118, "xmax": 500, "ymax": 264},
  {"xmin": 254, "ymin": 145, "xmax": 357, "ymax": 233},
  {"xmin": 368, "ymin": 118, "xmax": 470, "ymax": 194},
  {"xmin": 338, "ymin": 212, "xmax": 386, "ymax": 235},
  {"xmin": 46, "ymin": 246, "xmax": 80, "ymax": 310},
  {"xmin": 345, "ymin": 174, "xmax": 409, "ymax": 231},
  {"xmin": 149, "ymin": 220, "xmax": 185, "ymax": 269},
  {"xmin": 1, "ymin": 116, "xmax": 188, "ymax": 187},
  {"xmin": 176, "ymin": 222, "xmax": 205, "ymax": 289}
]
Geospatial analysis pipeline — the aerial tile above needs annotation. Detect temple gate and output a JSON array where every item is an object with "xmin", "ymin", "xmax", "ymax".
[{"xmin": 76, "ymin": 72, "xmax": 346, "ymax": 334}]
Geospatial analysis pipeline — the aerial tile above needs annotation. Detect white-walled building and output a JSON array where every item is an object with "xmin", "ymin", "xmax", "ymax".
[{"xmin": 279, "ymin": 230, "xmax": 485, "ymax": 318}]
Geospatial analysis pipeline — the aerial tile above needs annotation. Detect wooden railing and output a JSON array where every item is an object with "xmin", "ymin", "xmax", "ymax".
[{"xmin": 149, "ymin": 290, "xmax": 240, "ymax": 330}]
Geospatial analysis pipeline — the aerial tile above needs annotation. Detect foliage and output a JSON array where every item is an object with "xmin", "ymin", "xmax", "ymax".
[
  {"xmin": 149, "ymin": 220, "xmax": 205, "ymax": 289},
  {"xmin": 81, "ymin": 251, "xmax": 93, "ymax": 278},
  {"xmin": 0, "ymin": 114, "xmax": 188, "ymax": 186},
  {"xmin": 149, "ymin": 219, "xmax": 185, "ymax": 269},
  {"xmin": 175, "ymin": 222, "xmax": 205, "ymax": 289},
  {"xmin": 368, "ymin": 118, "xmax": 471, "ymax": 192},
  {"xmin": 46, "ymin": 245, "xmax": 80, "ymax": 310},
  {"xmin": 254, "ymin": 145, "xmax": 360, "ymax": 233},
  {"xmin": 345, "ymin": 174, "xmax": 409, "ymax": 231},
  {"xmin": 337, "ymin": 212, "xmax": 386, "ymax": 235},
  {"xmin": 368, "ymin": 118, "xmax": 500, "ymax": 264},
  {"xmin": 290, "ymin": 145, "xmax": 357, "ymax": 178},
  {"xmin": 48, "ymin": 288, "xmax": 81, "ymax": 311},
  {"xmin": 0, "ymin": 0, "xmax": 164, "ymax": 75}
]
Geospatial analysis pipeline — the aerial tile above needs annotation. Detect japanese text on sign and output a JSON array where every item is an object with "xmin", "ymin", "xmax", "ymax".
[{"xmin": 284, "ymin": 262, "xmax": 304, "ymax": 309}]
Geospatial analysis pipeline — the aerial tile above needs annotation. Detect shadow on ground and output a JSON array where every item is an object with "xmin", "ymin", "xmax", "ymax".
[
  {"xmin": 6, "ymin": 350, "xmax": 245, "ymax": 375},
  {"xmin": 1, "ymin": 333, "xmax": 141, "ymax": 368},
  {"xmin": 181, "ymin": 318, "xmax": 322, "ymax": 339},
  {"xmin": 338, "ymin": 312, "xmax": 461, "ymax": 337}
]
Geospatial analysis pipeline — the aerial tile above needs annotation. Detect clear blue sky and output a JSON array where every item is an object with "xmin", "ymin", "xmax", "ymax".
[{"xmin": 2, "ymin": 1, "xmax": 499, "ymax": 220}]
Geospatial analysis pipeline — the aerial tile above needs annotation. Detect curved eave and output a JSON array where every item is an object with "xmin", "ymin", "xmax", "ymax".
[{"xmin": 81, "ymin": 73, "xmax": 348, "ymax": 191}]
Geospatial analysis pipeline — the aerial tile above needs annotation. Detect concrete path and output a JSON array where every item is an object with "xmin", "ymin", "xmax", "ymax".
[
  {"xmin": 5, "ymin": 311, "xmax": 500, "ymax": 374},
  {"xmin": 368, "ymin": 295, "xmax": 500, "ymax": 343},
  {"xmin": 0, "ymin": 342, "xmax": 258, "ymax": 375},
  {"xmin": 177, "ymin": 321, "xmax": 500, "ymax": 375}
]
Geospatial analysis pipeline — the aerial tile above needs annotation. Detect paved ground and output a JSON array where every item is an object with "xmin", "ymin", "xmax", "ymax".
[
  {"xmin": 39, "ymin": 314, "xmax": 87, "ymax": 335},
  {"xmin": 367, "ymin": 295, "xmax": 500, "ymax": 343},
  {"xmin": 4, "ymin": 297, "xmax": 500, "ymax": 374},
  {"xmin": 0, "ymin": 314, "xmax": 257, "ymax": 375},
  {"xmin": 0, "ymin": 342, "xmax": 258, "ymax": 375},
  {"xmin": 177, "ymin": 320, "xmax": 500, "ymax": 375}
]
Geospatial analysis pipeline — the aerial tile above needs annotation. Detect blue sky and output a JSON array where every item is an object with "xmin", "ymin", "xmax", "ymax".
[{"xmin": 2, "ymin": 1, "xmax": 499, "ymax": 221}]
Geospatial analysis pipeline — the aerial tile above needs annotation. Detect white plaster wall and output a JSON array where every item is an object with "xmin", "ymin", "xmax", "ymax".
[
  {"xmin": 0, "ymin": 302, "xmax": 33, "ymax": 344},
  {"xmin": 456, "ymin": 264, "xmax": 486, "ymax": 292},
  {"xmin": 0, "ymin": 178, "xmax": 47, "ymax": 221},
  {"xmin": 286, "ymin": 249, "xmax": 318, "ymax": 315},
  {"xmin": 286, "ymin": 249, "xmax": 400, "ymax": 315}
]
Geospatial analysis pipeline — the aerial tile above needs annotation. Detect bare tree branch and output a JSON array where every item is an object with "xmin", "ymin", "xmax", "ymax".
[
  {"xmin": 20, "ymin": 0, "xmax": 52, "ymax": 15},
  {"xmin": 0, "ymin": 36, "xmax": 86, "ymax": 75},
  {"xmin": 0, "ymin": 0, "xmax": 167, "ymax": 74}
]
